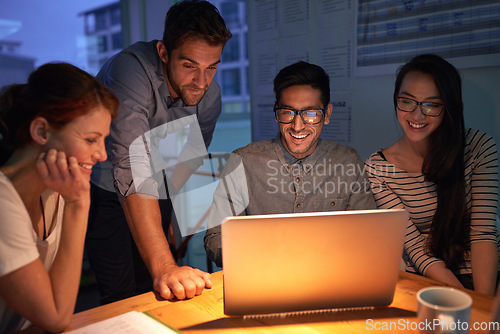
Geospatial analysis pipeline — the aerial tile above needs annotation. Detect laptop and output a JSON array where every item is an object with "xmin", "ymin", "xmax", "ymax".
[{"xmin": 221, "ymin": 209, "xmax": 408, "ymax": 316}]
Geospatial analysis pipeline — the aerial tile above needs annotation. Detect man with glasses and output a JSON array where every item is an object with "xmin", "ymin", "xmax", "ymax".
[{"xmin": 204, "ymin": 61, "xmax": 376, "ymax": 267}]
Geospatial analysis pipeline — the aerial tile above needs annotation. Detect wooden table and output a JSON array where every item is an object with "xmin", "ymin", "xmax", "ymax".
[{"xmin": 22, "ymin": 270, "xmax": 498, "ymax": 333}]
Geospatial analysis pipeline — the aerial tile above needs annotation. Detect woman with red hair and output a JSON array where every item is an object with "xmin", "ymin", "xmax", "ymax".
[{"xmin": 0, "ymin": 62, "xmax": 118, "ymax": 332}]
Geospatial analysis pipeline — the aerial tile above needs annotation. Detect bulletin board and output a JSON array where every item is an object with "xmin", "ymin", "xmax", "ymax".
[{"xmin": 356, "ymin": 0, "xmax": 500, "ymax": 76}]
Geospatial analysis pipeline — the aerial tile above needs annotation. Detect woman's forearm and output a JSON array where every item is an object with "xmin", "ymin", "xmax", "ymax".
[{"xmin": 471, "ymin": 241, "xmax": 498, "ymax": 295}]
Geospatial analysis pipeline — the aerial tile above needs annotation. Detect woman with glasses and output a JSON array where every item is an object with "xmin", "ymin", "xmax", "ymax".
[
  {"xmin": 365, "ymin": 54, "xmax": 499, "ymax": 295},
  {"xmin": 0, "ymin": 63, "xmax": 118, "ymax": 332}
]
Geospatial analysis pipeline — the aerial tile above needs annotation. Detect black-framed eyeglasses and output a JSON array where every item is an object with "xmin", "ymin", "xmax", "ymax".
[
  {"xmin": 274, "ymin": 105, "xmax": 326, "ymax": 125},
  {"xmin": 396, "ymin": 97, "xmax": 444, "ymax": 117}
]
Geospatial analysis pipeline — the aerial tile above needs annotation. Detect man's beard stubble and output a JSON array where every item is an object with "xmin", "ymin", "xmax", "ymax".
[{"xmin": 165, "ymin": 62, "xmax": 209, "ymax": 106}]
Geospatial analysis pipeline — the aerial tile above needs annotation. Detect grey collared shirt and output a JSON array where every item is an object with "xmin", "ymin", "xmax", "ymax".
[
  {"xmin": 91, "ymin": 40, "xmax": 222, "ymax": 201},
  {"xmin": 204, "ymin": 134, "xmax": 376, "ymax": 267}
]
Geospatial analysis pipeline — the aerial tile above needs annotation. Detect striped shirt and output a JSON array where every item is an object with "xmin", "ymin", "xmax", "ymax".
[{"xmin": 365, "ymin": 128, "xmax": 499, "ymax": 275}]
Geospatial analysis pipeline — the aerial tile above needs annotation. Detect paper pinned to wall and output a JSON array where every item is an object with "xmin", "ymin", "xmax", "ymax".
[{"xmin": 248, "ymin": 0, "xmax": 355, "ymax": 144}]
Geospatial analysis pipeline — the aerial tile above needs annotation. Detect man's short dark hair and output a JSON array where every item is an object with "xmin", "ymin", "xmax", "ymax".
[
  {"xmin": 162, "ymin": 0, "xmax": 232, "ymax": 54},
  {"xmin": 273, "ymin": 61, "xmax": 330, "ymax": 108}
]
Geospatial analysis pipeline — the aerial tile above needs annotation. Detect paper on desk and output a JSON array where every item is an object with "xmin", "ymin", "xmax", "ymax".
[{"xmin": 65, "ymin": 311, "xmax": 180, "ymax": 333}]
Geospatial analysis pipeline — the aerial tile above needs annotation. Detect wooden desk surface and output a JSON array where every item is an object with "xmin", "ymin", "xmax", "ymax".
[{"xmin": 55, "ymin": 270, "xmax": 496, "ymax": 334}]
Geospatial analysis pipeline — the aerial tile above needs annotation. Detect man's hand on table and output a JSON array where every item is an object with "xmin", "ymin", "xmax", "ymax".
[{"xmin": 153, "ymin": 264, "xmax": 213, "ymax": 300}]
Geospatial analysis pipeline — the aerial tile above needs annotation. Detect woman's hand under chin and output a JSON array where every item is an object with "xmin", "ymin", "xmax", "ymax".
[{"xmin": 36, "ymin": 149, "xmax": 91, "ymax": 206}]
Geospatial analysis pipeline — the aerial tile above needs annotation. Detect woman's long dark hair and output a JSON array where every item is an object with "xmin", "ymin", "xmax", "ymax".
[{"xmin": 393, "ymin": 54, "xmax": 469, "ymax": 271}]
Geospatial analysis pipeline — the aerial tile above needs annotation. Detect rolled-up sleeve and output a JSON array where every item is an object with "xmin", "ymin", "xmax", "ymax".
[
  {"xmin": 96, "ymin": 42, "xmax": 222, "ymax": 201},
  {"xmin": 97, "ymin": 51, "xmax": 158, "ymax": 201}
]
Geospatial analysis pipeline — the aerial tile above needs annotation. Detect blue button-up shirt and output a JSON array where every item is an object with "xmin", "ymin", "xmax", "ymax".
[{"xmin": 91, "ymin": 40, "xmax": 222, "ymax": 201}]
